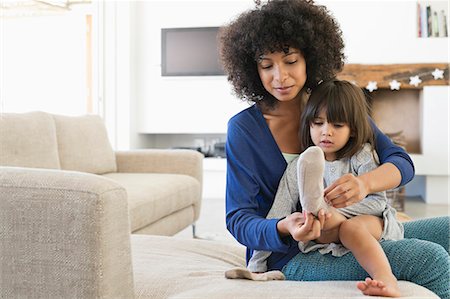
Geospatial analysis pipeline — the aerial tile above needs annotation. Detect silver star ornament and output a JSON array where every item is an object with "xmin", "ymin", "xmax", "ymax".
[
  {"xmin": 432, "ymin": 68, "xmax": 444, "ymax": 80},
  {"xmin": 409, "ymin": 76, "xmax": 422, "ymax": 87},
  {"xmin": 366, "ymin": 81, "xmax": 378, "ymax": 92},
  {"xmin": 389, "ymin": 80, "xmax": 401, "ymax": 90}
]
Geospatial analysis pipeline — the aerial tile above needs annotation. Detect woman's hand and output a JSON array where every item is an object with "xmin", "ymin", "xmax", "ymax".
[
  {"xmin": 323, "ymin": 173, "xmax": 369, "ymax": 208},
  {"xmin": 277, "ymin": 210, "xmax": 330, "ymax": 243}
]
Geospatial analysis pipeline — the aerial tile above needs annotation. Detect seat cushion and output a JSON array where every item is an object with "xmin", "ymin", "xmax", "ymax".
[
  {"xmin": 0, "ymin": 111, "xmax": 60, "ymax": 169},
  {"xmin": 53, "ymin": 114, "xmax": 116, "ymax": 174},
  {"xmin": 131, "ymin": 235, "xmax": 440, "ymax": 299},
  {"xmin": 102, "ymin": 173, "xmax": 201, "ymax": 232}
]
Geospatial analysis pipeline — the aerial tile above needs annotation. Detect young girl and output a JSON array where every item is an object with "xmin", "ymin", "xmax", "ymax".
[{"xmin": 230, "ymin": 80, "xmax": 404, "ymax": 297}]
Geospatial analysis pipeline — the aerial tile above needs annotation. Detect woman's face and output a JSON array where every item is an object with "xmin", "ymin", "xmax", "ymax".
[{"xmin": 257, "ymin": 48, "xmax": 307, "ymax": 103}]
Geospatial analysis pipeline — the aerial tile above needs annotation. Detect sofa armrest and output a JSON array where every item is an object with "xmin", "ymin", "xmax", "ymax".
[
  {"xmin": 0, "ymin": 167, "xmax": 134, "ymax": 298},
  {"xmin": 115, "ymin": 149, "xmax": 203, "ymax": 185}
]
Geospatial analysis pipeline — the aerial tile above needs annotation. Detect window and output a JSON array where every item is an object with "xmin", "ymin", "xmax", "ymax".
[{"xmin": 0, "ymin": 1, "xmax": 98, "ymax": 115}]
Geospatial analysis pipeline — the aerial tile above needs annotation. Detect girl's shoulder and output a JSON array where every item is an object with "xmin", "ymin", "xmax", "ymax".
[{"xmin": 350, "ymin": 143, "xmax": 380, "ymax": 166}]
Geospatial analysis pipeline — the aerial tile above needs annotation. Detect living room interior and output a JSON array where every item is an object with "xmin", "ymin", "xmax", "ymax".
[{"xmin": 1, "ymin": 0, "xmax": 449, "ymax": 298}]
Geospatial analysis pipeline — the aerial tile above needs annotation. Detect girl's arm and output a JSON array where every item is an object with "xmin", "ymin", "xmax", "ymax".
[{"xmin": 324, "ymin": 119, "xmax": 414, "ymax": 208}]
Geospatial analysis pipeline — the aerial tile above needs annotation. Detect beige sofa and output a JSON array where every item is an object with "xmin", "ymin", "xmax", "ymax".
[
  {"xmin": 0, "ymin": 112, "xmax": 439, "ymax": 298},
  {"xmin": 0, "ymin": 111, "xmax": 202, "ymax": 236},
  {"xmin": 0, "ymin": 166, "xmax": 439, "ymax": 298}
]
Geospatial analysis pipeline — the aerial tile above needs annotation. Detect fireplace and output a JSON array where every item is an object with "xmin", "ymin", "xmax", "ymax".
[
  {"xmin": 337, "ymin": 63, "xmax": 449, "ymax": 204},
  {"xmin": 337, "ymin": 63, "xmax": 449, "ymax": 154},
  {"xmin": 368, "ymin": 89, "xmax": 421, "ymax": 154}
]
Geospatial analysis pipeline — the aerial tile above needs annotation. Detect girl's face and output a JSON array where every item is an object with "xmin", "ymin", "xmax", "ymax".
[
  {"xmin": 310, "ymin": 108, "xmax": 351, "ymax": 161},
  {"xmin": 257, "ymin": 48, "xmax": 307, "ymax": 103}
]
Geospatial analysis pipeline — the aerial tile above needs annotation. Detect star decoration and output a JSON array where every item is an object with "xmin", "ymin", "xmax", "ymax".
[
  {"xmin": 389, "ymin": 80, "xmax": 401, "ymax": 90},
  {"xmin": 409, "ymin": 76, "xmax": 422, "ymax": 87},
  {"xmin": 365, "ymin": 81, "xmax": 378, "ymax": 92},
  {"xmin": 432, "ymin": 68, "xmax": 444, "ymax": 80}
]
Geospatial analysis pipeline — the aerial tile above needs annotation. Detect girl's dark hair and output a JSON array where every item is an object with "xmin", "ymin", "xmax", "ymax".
[
  {"xmin": 300, "ymin": 79, "xmax": 374, "ymax": 159},
  {"xmin": 218, "ymin": 0, "xmax": 345, "ymax": 108}
]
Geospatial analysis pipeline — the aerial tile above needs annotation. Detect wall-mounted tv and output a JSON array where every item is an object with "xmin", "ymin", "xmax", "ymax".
[{"xmin": 161, "ymin": 27, "xmax": 225, "ymax": 76}]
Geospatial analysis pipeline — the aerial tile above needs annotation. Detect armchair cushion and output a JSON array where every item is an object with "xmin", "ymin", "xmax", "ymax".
[
  {"xmin": 102, "ymin": 172, "xmax": 201, "ymax": 233},
  {"xmin": 53, "ymin": 114, "xmax": 117, "ymax": 174},
  {"xmin": 0, "ymin": 111, "xmax": 60, "ymax": 169}
]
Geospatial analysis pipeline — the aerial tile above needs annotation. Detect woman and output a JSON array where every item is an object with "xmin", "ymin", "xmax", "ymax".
[{"xmin": 219, "ymin": 0, "xmax": 449, "ymax": 298}]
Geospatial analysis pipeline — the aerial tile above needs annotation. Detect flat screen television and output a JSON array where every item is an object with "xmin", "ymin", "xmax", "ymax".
[{"xmin": 161, "ymin": 27, "xmax": 225, "ymax": 76}]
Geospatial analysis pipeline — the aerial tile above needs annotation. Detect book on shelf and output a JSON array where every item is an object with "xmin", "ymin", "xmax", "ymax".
[
  {"xmin": 417, "ymin": 3, "xmax": 422, "ymax": 37},
  {"xmin": 417, "ymin": 2, "xmax": 448, "ymax": 38},
  {"xmin": 427, "ymin": 5, "xmax": 432, "ymax": 37},
  {"xmin": 440, "ymin": 9, "xmax": 448, "ymax": 37},
  {"xmin": 420, "ymin": 4, "xmax": 428, "ymax": 37}
]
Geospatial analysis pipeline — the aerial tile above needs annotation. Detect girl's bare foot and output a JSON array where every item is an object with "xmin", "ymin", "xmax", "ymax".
[{"xmin": 357, "ymin": 277, "xmax": 401, "ymax": 297}]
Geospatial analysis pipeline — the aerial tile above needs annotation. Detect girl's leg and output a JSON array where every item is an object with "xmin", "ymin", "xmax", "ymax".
[
  {"xmin": 315, "ymin": 208, "xmax": 346, "ymax": 244},
  {"xmin": 282, "ymin": 238, "xmax": 450, "ymax": 299},
  {"xmin": 403, "ymin": 216, "xmax": 449, "ymax": 253},
  {"xmin": 339, "ymin": 215, "xmax": 399, "ymax": 297}
]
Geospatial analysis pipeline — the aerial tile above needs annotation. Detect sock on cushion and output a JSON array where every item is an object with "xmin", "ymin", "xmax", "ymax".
[
  {"xmin": 225, "ymin": 267, "xmax": 285, "ymax": 281},
  {"xmin": 297, "ymin": 146, "xmax": 328, "ymax": 216}
]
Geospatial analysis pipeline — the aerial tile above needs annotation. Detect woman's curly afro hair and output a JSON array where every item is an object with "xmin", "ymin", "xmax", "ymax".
[{"xmin": 218, "ymin": 0, "xmax": 345, "ymax": 108}]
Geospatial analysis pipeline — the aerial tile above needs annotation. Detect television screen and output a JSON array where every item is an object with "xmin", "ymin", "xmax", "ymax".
[{"xmin": 161, "ymin": 27, "xmax": 225, "ymax": 76}]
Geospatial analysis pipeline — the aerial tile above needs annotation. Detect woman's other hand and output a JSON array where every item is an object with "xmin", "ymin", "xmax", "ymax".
[
  {"xmin": 277, "ymin": 210, "xmax": 330, "ymax": 242},
  {"xmin": 323, "ymin": 173, "xmax": 369, "ymax": 208}
]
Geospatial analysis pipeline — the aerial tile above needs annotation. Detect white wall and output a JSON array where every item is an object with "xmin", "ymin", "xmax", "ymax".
[
  {"xmin": 134, "ymin": 1, "xmax": 254, "ymax": 135},
  {"xmin": 132, "ymin": 0, "xmax": 448, "ymax": 137}
]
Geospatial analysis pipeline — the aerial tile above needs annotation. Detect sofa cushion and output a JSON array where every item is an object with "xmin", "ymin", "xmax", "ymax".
[
  {"xmin": 131, "ymin": 235, "xmax": 440, "ymax": 299},
  {"xmin": 53, "ymin": 114, "xmax": 116, "ymax": 174},
  {"xmin": 0, "ymin": 111, "xmax": 60, "ymax": 169},
  {"xmin": 102, "ymin": 173, "xmax": 201, "ymax": 232}
]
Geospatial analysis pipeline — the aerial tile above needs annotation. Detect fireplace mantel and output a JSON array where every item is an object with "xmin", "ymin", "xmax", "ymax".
[
  {"xmin": 337, "ymin": 63, "xmax": 449, "ymax": 89},
  {"xmin": 335, "ymin": 64, "xmax": 449, "ymax": 204}
]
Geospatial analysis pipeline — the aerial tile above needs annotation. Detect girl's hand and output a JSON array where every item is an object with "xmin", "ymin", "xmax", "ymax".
[
  {"xmin": 323, "ymin": 173, "xmax": 369, "ymax": 208},
  {"xmin": 277, "ymin": 210, "xmax": 330, "ymax": 242}
]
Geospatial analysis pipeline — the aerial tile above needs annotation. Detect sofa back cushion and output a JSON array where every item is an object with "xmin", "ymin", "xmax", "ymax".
[
  {"xmin": 0, "ymin": 111, "xmax": 61, "ymax": 169},
  {"xmin": 53, "ymin": 114, "xmax": 117, "ymax": 174}
]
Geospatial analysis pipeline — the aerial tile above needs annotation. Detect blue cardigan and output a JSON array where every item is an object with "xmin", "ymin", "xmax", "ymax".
[{"xmin": 225, "ymin": 104, "xmax": 415, "ymax": 271}]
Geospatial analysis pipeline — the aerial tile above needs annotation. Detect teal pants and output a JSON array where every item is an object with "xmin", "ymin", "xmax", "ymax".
[{"xmin": 282, "ymin": 216, "xmax": 450, "ymax": 299}]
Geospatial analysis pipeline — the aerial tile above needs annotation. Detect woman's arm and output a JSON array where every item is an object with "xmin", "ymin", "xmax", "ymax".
[
  {"xmin": 369, "ymin": 119, "xmax": 414, "ymax": 186},
  {"xmin": 225, "ymin": 118, "xmax": 290, "ymax": 253},
  {"xmin": 324, "ymin": 120, "xmax": 415, "ymax": 208}
]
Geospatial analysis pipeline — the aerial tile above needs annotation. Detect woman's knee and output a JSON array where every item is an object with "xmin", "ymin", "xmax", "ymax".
[
  {"xmin": 382, "ymin": 238, "xmax": 449, "ymax": 280},
  {"xmin": 404, "ymin": 216, "xmax": 450, "ymax": 253}
]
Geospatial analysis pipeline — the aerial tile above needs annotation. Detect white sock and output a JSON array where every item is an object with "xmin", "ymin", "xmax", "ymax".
[
  {"xmin": 297, "ymin": 146, "xmax": 328, "ymax": 216},
  {"xmin": 225, "ymin": 267, "xmax": 285, "ymax": 281}
]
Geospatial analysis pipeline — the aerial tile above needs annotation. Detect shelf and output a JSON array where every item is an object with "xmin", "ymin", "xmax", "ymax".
[{"xmin": 337, "ymin": 63, "xmax": 449, "ymax": 89}]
